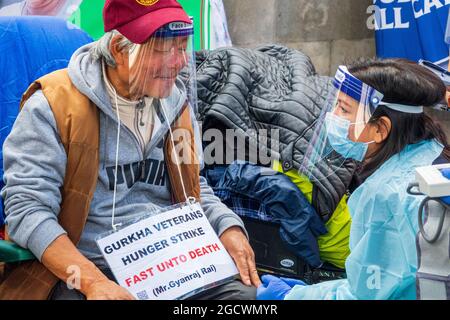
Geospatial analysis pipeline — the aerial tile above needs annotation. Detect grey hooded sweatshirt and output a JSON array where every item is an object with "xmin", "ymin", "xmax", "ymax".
[{"xmin": 1, "ymin": 43, "xmax": 246, "ymax": 270}]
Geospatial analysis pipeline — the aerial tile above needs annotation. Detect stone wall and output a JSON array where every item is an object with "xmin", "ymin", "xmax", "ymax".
[
  {"xmin": 223, "ymin": 0, "xmax": 450, "ymax": 141},
  {"xmin": 223, "ymin": 0, "xmax": 376, "ymax": 76}
]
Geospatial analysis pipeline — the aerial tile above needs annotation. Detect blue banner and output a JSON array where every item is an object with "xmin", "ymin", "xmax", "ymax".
[{"xmin": 370, "ymin": 0, "xmax": 450, "ymax": 65}]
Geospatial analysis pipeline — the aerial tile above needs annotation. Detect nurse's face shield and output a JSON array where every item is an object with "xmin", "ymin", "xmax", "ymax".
[
  {"xmin": 300, "ymin": 66, "xmax": 383, "ymax": 181},
  {"xmin": 126, "ymin": 20, "xmax": 196, "ymax": 107},
  {"xmin": 330, "ymin": 67, "xmax": 383, "ymax": 140}
]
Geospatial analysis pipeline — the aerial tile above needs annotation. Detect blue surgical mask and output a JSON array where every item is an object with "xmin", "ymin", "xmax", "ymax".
[{"xmin": 324, "ymin": 112, "xmax": 373, "ymax": 162}]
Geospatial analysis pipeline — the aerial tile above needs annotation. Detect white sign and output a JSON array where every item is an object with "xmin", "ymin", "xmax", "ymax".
[{"xmin": 96, "ymin": 203, "xmax": 238, "ymax": 300}]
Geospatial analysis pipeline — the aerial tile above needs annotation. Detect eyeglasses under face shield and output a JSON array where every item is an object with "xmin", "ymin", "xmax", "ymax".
[{"xmin": 126, "ymin": 19, "xmax": 197, "ymax": 109}]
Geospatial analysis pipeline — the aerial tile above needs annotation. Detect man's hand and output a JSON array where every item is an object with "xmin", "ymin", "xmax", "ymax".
[
  {"xmin": 41, "ymin": 235, "xmax": 135, "ymax": 300},
  {"xmin": 82, "ymin": 279, "xmax": 135, "ymax": 300},
  {"xmin": 446, "ymin": 89, "xmax": 450, "ymax": 108},
  {"xmin": 219, "ymin": 226, "xmax": 261, "ymax": 287}
]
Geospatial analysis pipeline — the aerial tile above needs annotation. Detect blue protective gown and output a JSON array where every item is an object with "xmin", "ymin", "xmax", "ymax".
[{"xmin": 285, "ymin": 139, "xmax": 444, "ymax": 300}]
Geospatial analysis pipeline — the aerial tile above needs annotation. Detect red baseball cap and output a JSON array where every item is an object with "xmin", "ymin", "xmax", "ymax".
[{"xmin": 103, "ymin": 0, "xmax": 192, "ymax": 44}]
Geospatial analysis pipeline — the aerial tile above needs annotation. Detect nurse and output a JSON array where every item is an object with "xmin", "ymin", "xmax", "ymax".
[{"xmin": 258, "ymin": 58, "xmax": 450, "ymax": 300}]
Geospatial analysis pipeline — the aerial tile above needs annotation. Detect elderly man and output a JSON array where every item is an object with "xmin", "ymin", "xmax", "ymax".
[{"xmin": 1, "ymin": 0, "xmax": 259, "ymax": 300}]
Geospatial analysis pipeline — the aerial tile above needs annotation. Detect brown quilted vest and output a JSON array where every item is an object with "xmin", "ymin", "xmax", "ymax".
[{"xmin": 0, "ymin": 69, "xmax": 200, "ymax": 299}]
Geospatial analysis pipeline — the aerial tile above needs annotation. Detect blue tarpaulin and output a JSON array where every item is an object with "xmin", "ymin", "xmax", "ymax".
[
  {"xmin": 447, "ymin": 9, "xmax": 450, "ymax": 44},
  {"xmin": 0, "ymin": 16, "xmax": 92, "ymax": 227}
]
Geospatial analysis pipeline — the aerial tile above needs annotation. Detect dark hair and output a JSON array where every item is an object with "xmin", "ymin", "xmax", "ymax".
[{"xmin": 348, "ymin": 58, "xmax": 450, "ymax": 173}]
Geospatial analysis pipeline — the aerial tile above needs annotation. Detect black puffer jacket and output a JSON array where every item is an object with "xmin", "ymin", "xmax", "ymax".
[{"xmin": 196, "ymin": 44, "xmax": 356, "ymax": 221}]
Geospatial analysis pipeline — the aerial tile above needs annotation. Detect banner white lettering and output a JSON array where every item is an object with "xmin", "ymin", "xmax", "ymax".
[{"xmin": 367, "ymin": 0, "xmax": 450, "ymax": 30}]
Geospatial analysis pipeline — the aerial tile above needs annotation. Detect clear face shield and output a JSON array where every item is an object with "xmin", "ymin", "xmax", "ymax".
[
  {"xmin": 126, "ymin": 20, "xmax": 197, "ymax": 111},
  {"xmin": 300, "ymin": 66, "xmax": 383, "ymax": 181}
]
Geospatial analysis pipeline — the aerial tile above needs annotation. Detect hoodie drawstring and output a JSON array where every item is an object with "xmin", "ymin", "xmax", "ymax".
[{"xmin": 110, "ymin": 87, "xmax": 122, "ymax": 232}]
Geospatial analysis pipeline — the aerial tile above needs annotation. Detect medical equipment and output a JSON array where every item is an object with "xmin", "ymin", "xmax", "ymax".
[
  {"xmin": 414, "ymin": 163, "xmax": 450, "ymax": 198},
  {"xmin": 418, "ymin": 60, "xmax": 450, "ymax": 87},
  {"xmin": 408, "ymin": 164, "xmax": 450, "ymax": 300},
  {"xmin": 418, "ymin": 60, "xmax": 450, "ymax": 112}
]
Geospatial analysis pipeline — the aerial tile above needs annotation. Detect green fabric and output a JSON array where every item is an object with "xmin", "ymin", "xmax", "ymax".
[
  {"xmin": 68, "ymin": 0, "xmax": 211, "ymax": 50},
  {"xmin": 0, "ymin": 240, "xmax": 35, "ymax": 263},
  {"xmin": 68, "ymin": 0, "xmax": 105, "ymax": 41},
  {"xmin": 179, "ymin": 0, "xmax": 210, "ymax": 50},
  {"xmin": 272, "ymin": 160, "xmax": 351, "ymax": 269}
]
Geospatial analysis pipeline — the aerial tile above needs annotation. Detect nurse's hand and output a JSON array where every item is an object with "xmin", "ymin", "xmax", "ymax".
[
  {"xmin": 83, "ymin": 279, "xmax": 136, "ymax": 300},
  {"xmin": 220, "ymin": 226, "xmax": 261, "ymax": 287},
  {"xmin": 257, "ymin": 274, "xmax": 306, "ymax": 300}
]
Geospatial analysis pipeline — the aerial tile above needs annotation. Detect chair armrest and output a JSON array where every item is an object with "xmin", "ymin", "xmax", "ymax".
[{"xmin": 0, "ymin": 240, "xmax": 35, "ymax": 263}]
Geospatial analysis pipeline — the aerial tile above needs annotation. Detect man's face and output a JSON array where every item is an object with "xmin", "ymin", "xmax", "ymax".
[{"xmin": 128, "ymin": 36, "xmax": 189, "ymax": 99}]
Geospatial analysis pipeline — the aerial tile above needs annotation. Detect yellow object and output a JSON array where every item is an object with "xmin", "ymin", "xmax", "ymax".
[{"xmin": 272, "ymin": 160, "xmax": 351, "ymax": 269}]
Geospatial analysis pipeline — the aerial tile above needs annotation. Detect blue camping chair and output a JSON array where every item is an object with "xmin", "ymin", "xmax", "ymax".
[{"xmin": 0, "ymin": 16, "xmax": 92, "ymax": 262}]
